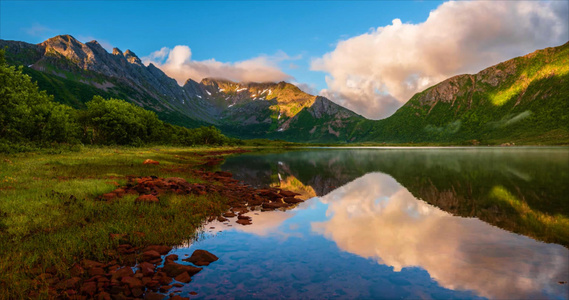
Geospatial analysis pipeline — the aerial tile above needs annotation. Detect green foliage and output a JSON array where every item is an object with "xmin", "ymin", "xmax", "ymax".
[
  {"xmin": 0, "ymin": 49, "xmax": 80, "ymax": 151},
  {"xmin": 84, "ymin": 96, "xmax": 165, "ymax": 145},
  {"xmin": 82, "ymin": 96, "xmax": 237, "ymax": 147},
  {"xmin": 0, "ymin": 51, "xmax": 238, "ymax": 152}
]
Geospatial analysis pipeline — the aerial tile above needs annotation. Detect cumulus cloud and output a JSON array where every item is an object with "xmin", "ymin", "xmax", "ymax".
[
  {"xmin": 23, "ymin": 23, "xmax": 53, "ymax": 37},
  {"xmin": 143, "ymin": 46, "xmax": 296, "ymax": 85},
  {"xmin": 311, "ymin": 0, "xmax": 569, "ymax": 119}
]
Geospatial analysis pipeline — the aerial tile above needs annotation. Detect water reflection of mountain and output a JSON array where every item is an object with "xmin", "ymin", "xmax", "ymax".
[
  {"xmin": 222, "ymin": 148, "xmax": 569, "ymax": 246},
  {"xmin": 313, "ymin": 172, "xmax": 569, "ymax": 300}
]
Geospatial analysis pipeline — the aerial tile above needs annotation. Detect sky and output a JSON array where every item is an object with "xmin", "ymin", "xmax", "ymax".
[{"xmin": 1, "ymin": 1, "xmax": 568, "ymax": 119}]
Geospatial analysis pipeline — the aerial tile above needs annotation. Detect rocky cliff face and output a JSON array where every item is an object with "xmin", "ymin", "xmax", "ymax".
[
  {"xmin": 0, "ymin": 35, "xmax": 218, "ymax": 125},
  {"xmin": 0, "ymin": 35, "xmax": 366, "ymax": 141},
  {"xmin": 181, "ymin": 77, "xmax": 364, "ymax": 140}
]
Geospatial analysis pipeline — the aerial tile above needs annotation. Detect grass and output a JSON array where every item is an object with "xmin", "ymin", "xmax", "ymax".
[{"xmin": 0, "ymin": 146, "xmax": 241, "ymax": 299}]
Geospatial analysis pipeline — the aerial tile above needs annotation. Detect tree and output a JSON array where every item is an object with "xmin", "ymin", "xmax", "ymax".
[{"xmin": 0, "ymin": 49, "xmax": 79, "ymax": 149}]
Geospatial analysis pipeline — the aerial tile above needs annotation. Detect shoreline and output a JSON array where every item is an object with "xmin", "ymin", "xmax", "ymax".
[{"xmin": 0, "ymin": 147, "xmax": 306, "ymax": 299}]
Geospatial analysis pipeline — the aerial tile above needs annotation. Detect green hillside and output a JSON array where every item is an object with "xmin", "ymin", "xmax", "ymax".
[{"xmin": 359, "ymin": 42, "xmax": 569, "ymax": 145}]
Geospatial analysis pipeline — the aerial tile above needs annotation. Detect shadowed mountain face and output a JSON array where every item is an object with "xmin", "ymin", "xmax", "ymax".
[{"xmin": 221, "ymin": 148, "xmax": 569, "ymax": 247}]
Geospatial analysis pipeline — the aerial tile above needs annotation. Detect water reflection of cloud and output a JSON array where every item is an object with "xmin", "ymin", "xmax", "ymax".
[
  {"xmin": 312, "ymin": 172, "xmax": 569, "ymax": 299},
  {"xmin": 207, "ymin": 199, "xmax": 317, "ymax": 239}
]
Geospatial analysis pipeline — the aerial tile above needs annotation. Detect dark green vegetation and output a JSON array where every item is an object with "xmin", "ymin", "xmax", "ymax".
[
  {"xmin": 0, "ymin": 147, "xmax": 235, "ymax": 298},
  {"xmin": 0, "ymin": 49, "xmax": 237, "ymax": 153},
  {"xmin": 223, "ymin": 148, "xmax": 569, "ymax": 247},
  {"xmin": 356, "ymin": 42, "xmax": 569, "ymax": 145}
]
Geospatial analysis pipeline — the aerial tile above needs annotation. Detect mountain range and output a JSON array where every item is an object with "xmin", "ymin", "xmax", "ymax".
[{"xmin": 1, "ymin": 35, "xmax": 567, "ymax": 144}]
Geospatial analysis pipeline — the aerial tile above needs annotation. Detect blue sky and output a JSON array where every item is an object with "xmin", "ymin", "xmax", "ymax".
[
  {"xmin": 0, "ymin": 1, "xmax": 441, "ymax": 89},
  {"xmin": 1, "ymin": 1, "xmax": 567, "ymax": 119}
]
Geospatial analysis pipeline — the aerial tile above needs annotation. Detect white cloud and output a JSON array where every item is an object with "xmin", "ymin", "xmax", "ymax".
[
  {"xmin": 311, "ymin": 0, "xmax": 569, "ymax": 119},
  {"xmin": 23, "ymin": 23, "xmax": 53, "ymax": 37},
  {"xmin": 142, "ymin": 46, "xmax": 296, "ymax": 85},
  {"xmin": 293, "ymin": 82, "xmax": 318, "ymax": 95}
]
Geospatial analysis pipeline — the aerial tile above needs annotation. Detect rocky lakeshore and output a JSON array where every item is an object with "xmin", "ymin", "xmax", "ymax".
[{"xmin": 32, "ymin": 150, "xmax": 306, "ymax": 299}]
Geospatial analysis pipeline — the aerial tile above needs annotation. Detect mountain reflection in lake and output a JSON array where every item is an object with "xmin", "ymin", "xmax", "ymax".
[{"xmin": 172, "ymin": 148, "xmax": 568, "ymax": 299}]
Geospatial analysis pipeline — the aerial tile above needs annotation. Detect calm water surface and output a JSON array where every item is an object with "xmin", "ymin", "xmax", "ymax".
[{"xmin": 171, "ymin": 148, "xmax": 569, "ymax": 299}]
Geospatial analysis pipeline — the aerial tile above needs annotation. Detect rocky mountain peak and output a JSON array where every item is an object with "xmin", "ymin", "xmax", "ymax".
[
  {"xmin": 85, "ymin": 40, "xmax": 107, "ymax": 55},
  {"xmin": 42, "ymin": 34, "xmax": 81, "ymax": 46},
  {"xmin": 123, "ymin": 49, "xmax": 143, "ymax": 66},
  {"xmin": 112, "ymin": 47, "xmax": 123, "ymax": 56}
]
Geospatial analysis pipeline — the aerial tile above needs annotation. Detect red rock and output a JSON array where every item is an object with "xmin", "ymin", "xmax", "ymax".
[
  {"xmin": 170, "ymin": 296, "xmax": 189, "ymax": 300},
  {"xmin": 148, "ymin": 257, "xmax": 163, "ymax": 265},
  {"xmin": 217, "ymin": 216, "xmax": 228, "ymax": 222},
  {"xmin": 96, "ymin": 291, "xmax": 111, "ymax": 300},
  {"xmin": 214, "ymin": 171, "xmax": 232, "ymax": 177},
  {"xmin": 159, "ymin": 285, "xmax": 173, "ymax": 293},
  {"xmin": 280, "ymin": 190, "xmax": 300, "ymax": 197},
  {"xmin": 69, "ymin": 263, "xmax": 84, "ymax": 277},
  {"xmin": 81, "ymin": 259, "xmax": 103, "ymax": 269},
  {"xmin": 165, "ymin": 177, "xmax": 189, "ymax": 185},
  {"xmin": 223, "ymin": 211, "xmax": 236, "ymax": 218},
  {"xmin": 113, "ymin": 188, "xmax": 126, "ymax": 197},
  {"xmin": 88, "ymin": 267, "xmax": 105, "ymax": 277},
  {"xmin": 80, "ymin": 281, "xmax": 97, "ymax": 296},
  {"xmin": 135, "ymin": 194, "xmax": 159, "ymax": 203},
  {"xmin": 182, "ymin": 250, "xmax": 219, "ymax": 266},
  {"xmin": 138, "ymin": 262, "xmax": 155, "ymax": 276},
  {"xmin": 262, "ymin": 202, "xmax": 289, "ymax": 209},
  {"xmin": 107, "ymin": 264, "xmax": 120, "ymax": 272},
  {"xmin": 131, "ymin": 287, "xmax": 144, "ymax": 298},
  {"xmin": 109, "ymin": 285, "xmax": 125, "ymax": 295},
  {"xmin": 141, "ymin": 250, "xmax": 161, "ymax": 261},
  {"xmin": 161, "ymin": 262, "xmax": 202, "ymax": 277},
  {"xmin": 57, "ymin": 277, "xmax": 81, "ymax": 290},
  {"xmin": 143, "ymin": 159, "xmax": 160, "ymax": 165},
  {"xmin": 174, "ymin": 272, "xmax": 192, "ymax": 283},
  {"xmin": 117, "ymin": 246, "xmax": 135, "ymax": 255},
  {"xmin": 236, "ymin": 218, "xmax": 252, "ymax": 225},
  {"xmin": 237, "ymin": 215, "xmax": 251, "ymax": 220},
  {"xmin": 157, "ymin": 275, "xmax": 172, "ymax": 285},
  {"xmin": 111, "ymin": 267, "xmax": 133, "ymax": 280},
  {"xmin": 283, "ymin": 197, "xmax": 303, "ymax": 204},
  {"xmin": 143, "ymin": 245, "xmax": 172, "ymax": 255},
  {"xmin": 172, "ymin": 283, "xmax": 183, "ymax": 287},
  {"xmin": 121, "ymin": 276, "xmax": 143, "ymax": 289},
  {"xmin": 189, "ymin": 291, "xmax": 198, "ymax": 295},
  {"xmin": 145, "ymin": 280, "xmax": 161, "ymax": 289},
  {"xmin": 144, "ymin": 292, "xmax": 165, "ymax": 300},
  {"xmin": 165, "ymin": 254, "xmax": 178, "ymax": 262}
]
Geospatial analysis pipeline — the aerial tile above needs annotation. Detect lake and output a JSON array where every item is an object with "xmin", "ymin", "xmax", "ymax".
[{"xmin": 169, "ymin": 147, "xmax": 569, "ymax": 299}]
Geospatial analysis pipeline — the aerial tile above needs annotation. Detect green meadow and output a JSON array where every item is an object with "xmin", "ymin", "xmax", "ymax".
[{"xmin": 0, "ymin": 146, "xmax": 237, "ymax": 299}]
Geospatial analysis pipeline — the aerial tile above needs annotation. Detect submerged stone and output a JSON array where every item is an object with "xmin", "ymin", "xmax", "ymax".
[{"xmin": 182, "ymin": 250, "xmax": 219, "ymax": 266}]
